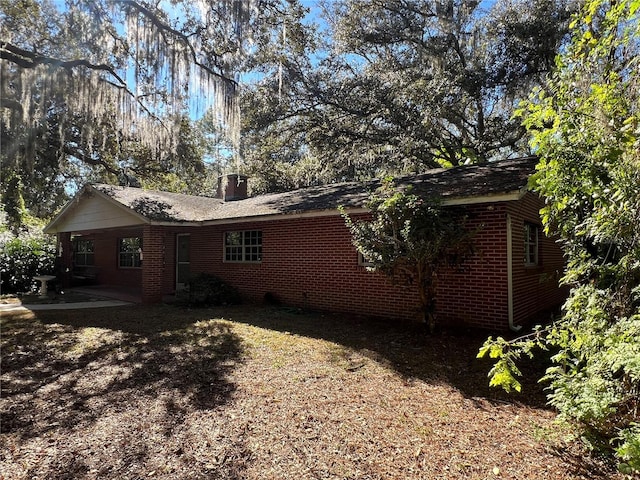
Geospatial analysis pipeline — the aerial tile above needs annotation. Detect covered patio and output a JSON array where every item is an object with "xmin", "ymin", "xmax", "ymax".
[
  {"xmin": 69, "ymin": 285, "xmax": 143, "ymax": 304},
  {"xmin": 43, "ymin": 185, "xmax": 188, "ymax": 304}
]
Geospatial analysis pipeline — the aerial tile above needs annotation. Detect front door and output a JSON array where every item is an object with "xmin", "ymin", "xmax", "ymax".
[{"xmin": 176, "ymin": 234, "xmax": 190, "ymax": 291}]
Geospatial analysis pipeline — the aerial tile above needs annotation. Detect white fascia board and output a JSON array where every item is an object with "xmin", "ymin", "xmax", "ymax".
[
  {"xmin": 43, "ymin": 191, "xmax": 83, "ymax": 234},
  {"xmin": 88, "ymin": 186, "xmax": 150, "ymax": 223},
  {"xmin": 187, "ymin": 191, "xmax": 526, "ymax": 227}
]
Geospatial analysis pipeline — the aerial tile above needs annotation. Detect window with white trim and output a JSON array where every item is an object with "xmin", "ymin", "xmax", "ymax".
[
  {"xmin": 224, "ymin": 230, "xmax": 262, "ymax": 262},
  {"xmin": 524, "ymin": 223, "xmax": 539, "ymax": 266},
  {"xmin": 73, "ymin": 238, "xmax": 94, "ymax": 266},
  {"xmin": 119, "ymin": 237, "xmax": 142, "ymax": 268}
]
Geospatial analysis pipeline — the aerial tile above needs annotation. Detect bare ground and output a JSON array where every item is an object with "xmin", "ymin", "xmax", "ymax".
[{"xmin": 0, "ymin": 304, "xmax": 625, "ymax": 479}]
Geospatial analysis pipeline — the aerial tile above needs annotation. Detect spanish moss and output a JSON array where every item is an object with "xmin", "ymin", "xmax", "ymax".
[{"xmin": 0, "ymin": 0, "xmax": 257, "ymax": 172}]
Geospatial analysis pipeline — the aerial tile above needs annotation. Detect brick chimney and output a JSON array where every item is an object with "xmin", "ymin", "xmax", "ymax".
[{"xmin": 216, "ymin": 174, "xmax": 248, "ymax": 201}]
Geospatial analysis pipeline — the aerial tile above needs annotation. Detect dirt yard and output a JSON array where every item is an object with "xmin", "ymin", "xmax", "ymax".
[{"xmin": 0, "ymin": 304, "xmax": 624, "ymax": 479}]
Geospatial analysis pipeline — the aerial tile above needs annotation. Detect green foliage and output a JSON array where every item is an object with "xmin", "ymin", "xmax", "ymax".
[
  {"xmin": 617, "ymin": 423, "xmax": 640, "ymax": 475},
  {"xmin": 0, "ymin": 230, "xmax": 57, "ymax": 294},
  {"xmin": 478, "ymin": 332, "xmax": 542, "ymax": 393},
  {"xmin": 341, "ymin": 178, "xmax": 474, "ymax": 331},
  {"xmin": 1, "ymin": 172, "xmax": 28, "ymax": 233},
  {"xmin": 183, "ymin": 273, "xmax": 242, "ymax": 307},
  {"xmin": 0, "ymin": 0, "xmax": 260, "ymax": 216},
  {"xmin": 543, "ymin": 289, "xmax": 639, "ymax": 436},
  {"xmin": 483, "ymin": 0, "xmax": 640, "ymax": 471},
  {"xmin": 241, "ymin": 0, "xmax": 575, "ymax": 190}
]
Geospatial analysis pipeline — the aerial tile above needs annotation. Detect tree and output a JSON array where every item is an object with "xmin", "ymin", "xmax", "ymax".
[
  {"xmin": 1, "ymin": 0, "xmax": 249, "ymax": 152},
  {"xmin": 0, "ymin": 0, "xmax": 268, "ymax": 220},
  {"xmin": 341, "ymin": 178, "xmax": 474, "ymax": 332},
  {"xmin": 479, "ymin": 0, "xmax": 639, "ymax": 472},
  {"xmin": 241, "ymin": 0, "xmax": 576, "ymax": 190},
  {"xmin": 238, "ymin": 0, "xmax": 336, "ymax": 193}
]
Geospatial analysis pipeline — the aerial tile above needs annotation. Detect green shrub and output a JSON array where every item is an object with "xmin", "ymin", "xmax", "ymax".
[
  {"xmin": 185, "ymin": 273, "xmax": 241, "ymax": 307},
  {"xmin": 480, "ymin": 0, "xmax": 640, "ymax": 472},
  {"xmin": 0, "ymin": 232, "xmax": 57, "ymax": 294},
  {"xmin": 617, "ymin": 423, "xmax": 640, "ymax": 475}
]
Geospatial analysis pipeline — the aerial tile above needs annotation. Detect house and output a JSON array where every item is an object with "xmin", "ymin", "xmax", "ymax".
[{"xmin": 44, "ymin": 156, "xmax": 567, "ymax": 330}]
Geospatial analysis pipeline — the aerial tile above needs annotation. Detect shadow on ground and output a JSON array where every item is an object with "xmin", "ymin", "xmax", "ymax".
[
  {"xmin": 1, "ymin": 303, "xmax": 616, "ymax": 479},
  {"xmin": 1, "ymin": 306, "xmax": 246, "ymax": 479},
  {"xmin": 221, "ymin": 305, "xmax": 616, "ymax": 478},
  {"xmin": 225, "ymin": 304, "xmax": 552, "ymax": 409}
]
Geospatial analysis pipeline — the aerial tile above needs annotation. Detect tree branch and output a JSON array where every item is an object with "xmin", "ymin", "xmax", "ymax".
[
  {"xmin": 62, "ymin": 145, "xmax": 120, "ymax": 176},
  {"xmin": 1, "ymin": 41, "xmax": 172, "ymax": 130},
  {"xmin": 119, "ymin": 0, "xmax": 237, "ymax": 88},
  {"xmin": 1, "ymin": 42, "xmax": 129, "ymax": 87}
]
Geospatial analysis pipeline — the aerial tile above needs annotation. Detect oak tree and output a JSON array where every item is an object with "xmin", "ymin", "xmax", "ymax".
[
  {"xmin": 1, "ymin": 0, "xmax": 260, "ymax": 220},
  {"xmin": 241, "ymin": 0, "xmax": 577, "ymax": 189}
]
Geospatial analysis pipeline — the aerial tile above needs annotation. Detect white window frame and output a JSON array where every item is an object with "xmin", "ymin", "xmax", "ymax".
[
  {"xmin": 524, "ymin": 223, "xmax": 539, "ymax": 266},
  {"xmin": 119, "ymin": 237, "xmax": 143, "ymax": 268},
  {"xmin": 224, "ymin": 230, "xmax": 262, "ymax": 263}
]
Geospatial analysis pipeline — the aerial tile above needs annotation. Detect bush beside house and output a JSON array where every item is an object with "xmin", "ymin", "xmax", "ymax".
[{"xmin": 0, "ymin": 230, "xmax": 57, "ymax": 294}]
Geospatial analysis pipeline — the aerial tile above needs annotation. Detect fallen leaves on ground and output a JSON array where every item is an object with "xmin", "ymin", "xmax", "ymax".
[{"xmin": 0, "ymin": 305, "xmax": 623, "ymax": 479}]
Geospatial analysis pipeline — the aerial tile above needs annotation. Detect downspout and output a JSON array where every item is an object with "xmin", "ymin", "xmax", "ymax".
[{"xmin": 506, "ymin": 213, "xmax": 522, "ymax": 332}]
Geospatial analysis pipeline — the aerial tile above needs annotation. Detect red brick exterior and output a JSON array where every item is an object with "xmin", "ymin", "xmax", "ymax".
[
  {"xmin": 508, "ymin": 193, "xmax": 568, "ymax": 326},
  {"xmin": 436, "ymin": 203, "xmax": 511, "ymax": 330},
  {"xmin": 142, "ymin": 225, "xmax": 166, "ymax": 303},
  {"xmin": 62, "ymin": 194, "xmax": 567, "ymax": 330},
  {"xmin": 436, "ymin": 194, "xmax": 567, "ymax": 329}
]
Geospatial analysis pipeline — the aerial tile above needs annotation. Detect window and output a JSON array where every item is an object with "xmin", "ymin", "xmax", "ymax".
[
  {"xmin": 74, "ymin": 239, "xmax": 94, "ymax": 266},
  {"xmin": 358, "ymin": 252, "xmax": 374, "ymax": 267},
  {"xmin": 119, "ymin": 237, "xmax": 142, "ymax": 268},
  {"xmin": 224, "ymin": 230, "xmax": 262, "ymax": 262},
  {"xmin": 524, "ymin": 223, "xmax": 539, "ymax": 266}
]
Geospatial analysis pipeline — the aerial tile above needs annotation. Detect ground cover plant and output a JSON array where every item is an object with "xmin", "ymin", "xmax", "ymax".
[{"xmin": 0, "ymin": 304, "xmax": 627, "ymax": 479}]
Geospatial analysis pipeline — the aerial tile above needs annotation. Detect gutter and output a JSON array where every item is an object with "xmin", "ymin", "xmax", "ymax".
[{"xmin": 506, "ymin": 213, "xmax": 522, "ymax": 332}]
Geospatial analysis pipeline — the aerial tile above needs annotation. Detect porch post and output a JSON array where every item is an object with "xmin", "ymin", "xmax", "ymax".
[
  {"xmin": 58, "ymin": 232, "xmax": 73, "ymax": 289},
  {"xmin": 141, "ymin": 225, "xmax": 165, "ymax": 303}
]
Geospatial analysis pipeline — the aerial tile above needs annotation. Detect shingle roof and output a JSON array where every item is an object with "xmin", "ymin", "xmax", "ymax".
[
  {"xmin": 94, "ymin": 156, "xmax": 538, "ymax": 223},
  {"xmin": 93, "ymin": 184, "xmax": 224, "ymax": 222}
]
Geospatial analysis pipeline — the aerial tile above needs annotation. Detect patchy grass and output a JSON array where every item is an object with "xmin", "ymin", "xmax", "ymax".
[{"xmin": 0, "ymin": 304, "xmax": 623, "ymax": 479}]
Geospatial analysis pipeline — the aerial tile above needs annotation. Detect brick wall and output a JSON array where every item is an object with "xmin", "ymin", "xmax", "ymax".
[
  {"xmin": 83, "ymin": 228, "xmax": 144, "ymax": 289},
  {"xmin": 166, "ymin": 196, "xmax": 565, "ymax": 330},
  {"xmin": 142, "ymin": 225, "xmax": 166, "ymax": 303},
  {"xmin": 186, "ymin": 215, "xmax": 421, "ymax": 321},
  {"xmin": 75, "ymin": 194, "xmax": 567, "ymax": 330},
  {"xmin": 508, "ymin": 193, "xmax": 568, "ymax": 327},
  {"xmin": 436, "ymin": 203, "xmax": 510, "ymax": 330}
]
